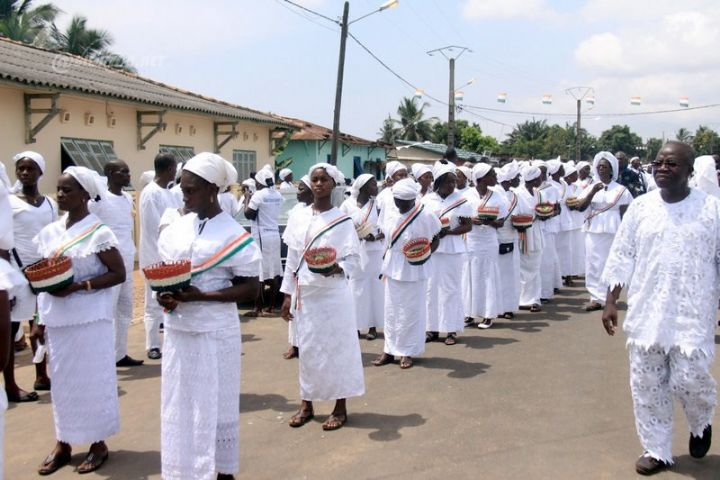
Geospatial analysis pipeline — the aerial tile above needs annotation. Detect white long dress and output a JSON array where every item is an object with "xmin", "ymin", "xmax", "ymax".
[
  {"xmin": 496, "ymin": 188, "xmax": 521, "ymax": 314},
  {"xmin": 537, "ymin": 181, "xmax": 561, "ymax": 299},
  {"xmin": 248, "ymin": 187, "xmax": 284, "ymax": 280},
  {"xmin": 380, "ymin": 204, "xmax": 442, "ymax": 356},
  {"xmin": 282, "ymin": 202, "xmax": 307, "ymax": 348},
  {"xmin": 279, "ymin": 206, "xmax": 364, "ymax": 401},
  {"xmin": 422, "ymin": 191, "xmax": 474, "ymax": 334},
  {"xmin": 89, "ymin": 191, "xmax": 136, "ymax": 362},
  {"xmin": 340, "ymin": 197, "xmax": 384, "ymax": 331},
  {"xmin": 580, "ymin": 181, "xmax": 633, "ymax": 304},
  {"xmin": 514, "ymin": 186, "xmax": 544, "ymax": 307},
  {"xmin": 466, "ymin": 190, "xmax": 509, "ymax": 319},
  {"xmin": 602, "ymin": 189, "xmax": 720, "ymax": 463},
  {"xmin": 158, "ymin": 211, "xmax": 260, "ymax": 479},
  {"xmin": 35, "ymin": 213, "xmax": 120, "ymax": 444},
  {"xmin": 555, "ymin": 179, "xmax": 574, "ymax": 277}
]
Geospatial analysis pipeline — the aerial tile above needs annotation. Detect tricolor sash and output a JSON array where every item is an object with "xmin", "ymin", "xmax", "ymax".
[
  {"xmin": 439, "ymin": 198, "xmax": 467, "ymax": 220},
  {"xmin": 294, "ymin": 214, "xmax": 352, "ymax": 275},
  {"xmin": 389, "ymin": 203, "xmax": 424, "ymax": 249},
  {"xmin": 506, "ymin": 192, "xmax": 518, "ymax": 216},
  {"xmin": 585, "ymin": 185, "xmax": 627, "ymax": 226},
  {"xmin": 191, "ymin": 231, "xmax": 254, "ymax": 277},
  {"xmin": 359, "ymin": 199, "xmax": 375, "ymax": 225},
  {"xmin": 52, "ymin": 222, "xmax": 105, "ymax": 258}
]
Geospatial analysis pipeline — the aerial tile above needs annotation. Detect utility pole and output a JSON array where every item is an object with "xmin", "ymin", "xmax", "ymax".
[
  {"xmin": 330, "ymin": 1, "xmax": 350, "ymax": 166},
  {"xmin": 427, "ymin": 46, "xmax": 471, "ymax": 150},
  {"xmin": 565, "ymin": 87, "xmax": 594, "ymax": 162}
]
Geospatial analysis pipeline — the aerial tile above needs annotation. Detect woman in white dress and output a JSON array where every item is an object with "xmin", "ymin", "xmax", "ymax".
[
  {"xmin": 6, "ymin": 151, "xmax": 55, "ymax": 402},
  {"xmin": 422, "ymin": 162, "xmax": 473, "ymax": 345},
  {"xmin": 466, "ymin": 164, "xmax": 509, "ymax": 329},
  {"xmin": 340, "ymin": 174, "xmax": 385, "ymax": 340},
  {"xmin": 34, "ymin": 167, "xmax": 125, "ymax": 475},
  {"xmin": 515, "ymin": 166, "xmax": 545, "ymax": 312},
  {"xmin": 575, "ymin": 152, "xmax": 633, "ymax": 311},
  {"xmin": 280, "ymin": 163, "xmax": 364, "ymax": 431},
  {"xmin": 411, "ymin": 163, "xmax": 433, "ymax": 199},
  {"xmin": 157, "ymin": 152, "xmax": 260, "ymax": 480},
  {"xmin": 495, "ymin": 163, "xmax": 522, "ymax": 319}
]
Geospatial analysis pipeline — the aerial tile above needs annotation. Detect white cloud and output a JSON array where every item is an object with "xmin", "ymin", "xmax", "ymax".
[{"xmin": 461, "ymin": 0, "xmax": 558, "ymax": 21}]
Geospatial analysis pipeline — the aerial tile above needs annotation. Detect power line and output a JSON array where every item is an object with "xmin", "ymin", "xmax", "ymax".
[
  {"xmin": 275, "ymin": 0, "xmax": 339, "ymax": 33},
  {"xmin": 460, "ymin": 102, "xmax": 720, "ymax": 118},
  {"xmin": 279, "ymin": 0, "xmax": 338, "ymax": 24}
]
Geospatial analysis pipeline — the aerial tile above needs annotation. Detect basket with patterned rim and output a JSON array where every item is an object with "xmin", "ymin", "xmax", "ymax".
[
  {"xmin": 304, "ymin": 246, "xmax": 337, "ymax": 274},
  {"xmin": 565, "ymin": 197, "xmax": 579, "ymax": 207},
  {"xmin": 24, "ymin": 256, "xmax": 74, "ymax": 293},
  {"xmin": 511, "ymin": 214, "xmax": 534, "ymax": 230},
  {"xmin": 142, "ymin": 260, "xmax": 192, "ymax": 292},
  {"xmin": 440, "ymin": 217, "xmax": 451, "ymax": 229},
  {"xmin": 534, "ymin": 202, "xmax": 555, "ymax": 218},
  {"xmin": 402, "ymin": 238, "xmax": 432, "ymax": 266},
  {"xmin": 355, "ymin": 221, "xmax": 374, "ymax": 239},
  {"xmin": 477, "ymin": 206, "xmax": 500, "ymax": 221}
]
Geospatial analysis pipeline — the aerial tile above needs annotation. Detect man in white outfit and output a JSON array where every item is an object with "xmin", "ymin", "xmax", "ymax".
[{"xmin": 139, "ymin": 153, "xmax": 179, "ymax": 360}]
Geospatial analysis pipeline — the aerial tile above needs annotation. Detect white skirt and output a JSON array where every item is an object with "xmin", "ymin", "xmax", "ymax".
[
  {"xmin": 294, "ymin": 285, "xmax": 365, "ymax": 401},
  {"xmin": 426, "ymin": 253, "xmax": 465, "ymax": 333},
  {"xmin": 254, "ymin": 230, "xmax": 283, "ymax": 281},
  {"xmin": 497, "ymin": 240, "xmax": 520, "ymax": 314},
  {"xmin": 519, "ymin": 249, "xmax": 542, "ymax": 307},
  {"xmin": 556, "ymin": 230, "xmax": 573, "ymax": 277},
  {"xmin": 45, "ymin": 319, "xmax": 119, "ymax": 444},
  {"xmin": 467, "ymin": 246, "xmax": 503, "ymax": 319},
  {"xmin": 348, "ymin": 249, "xmax": 384, "ymax": 330},
  {"xmin": 161, "ymin": 325, "xmax": 241, "ymax": 479},
  {"xmin": 462, "ymin": 253, "xmax": 472, "ymax": 318},
  {"xmin": 384, "ymin": 278, "xmax": 427, "ymax": 357},
  {"xmin": 9, "ymin": 282, "xmax": 35, "ymax": 322},
  {"xmin": 585, "ymin": 232, "xmax": 615, "ymax": 304},
  {"xmin": 540, "ymin": 231, "xmax": 561, "ymax": 299},
  {"xmin": 571, "ymin": 229, "xmax": 586, "ymax": 276}
]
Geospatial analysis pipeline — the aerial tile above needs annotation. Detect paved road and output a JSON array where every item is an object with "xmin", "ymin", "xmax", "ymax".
[{"xmin": 5, "ymin": 276, "xmax": 720, "ymax": 479}]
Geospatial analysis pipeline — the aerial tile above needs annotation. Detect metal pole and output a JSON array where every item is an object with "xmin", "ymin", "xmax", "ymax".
[
  {"xmin": 448, "ymin": 57, "xmax": 456, "ymax": 149},
  {"xmin": 576, "ymin": 98, "xmax": 581, "ymax": 162},
  {"xmin": 330, "ymin": 1, "xmax": 350, "ymax": 166}
]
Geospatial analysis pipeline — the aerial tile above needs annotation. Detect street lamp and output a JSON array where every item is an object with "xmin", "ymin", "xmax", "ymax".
[
  {"xmin": 330, "ymin": 0, "xmax": 399, "ymax": 166},
  {"xmin": 427, "ymin": 46, "xmax": 472, "ymax": 149}
]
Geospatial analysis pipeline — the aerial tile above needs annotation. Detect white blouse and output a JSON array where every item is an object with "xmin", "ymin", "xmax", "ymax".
[
  {"xmin": 421, "ymin": 191, "xmax": 474, "ymax": 254},
  {"xmin": 466, "ymin": 189, "xmax": 509, "ymax": 251},
  {"xmin": 580, "ymin": 181, "xmax": 633, "ymax": 234},
  {"xmin": 380, "ymin": 205, "xmax": 441, "ymax": 282},
  {"xmin": 339, "ymin": 197, "xmax": 384, "ymax": 253}
]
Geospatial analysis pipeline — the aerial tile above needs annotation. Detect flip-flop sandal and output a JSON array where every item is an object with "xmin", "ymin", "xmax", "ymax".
[
  {"xmin": 34, "ymin": 380, "xmax": 51, "ymax": 391},
  {"xmin": 282, "ymin": 347, "xmax": 298, "ymax": 360},
  {"xmin": 38, "ymin": 450, "xmax": 72, "ymax": 476},
  {"xmin": 444, "ymin": 335, "xmax": 457, "ymax": 345},
  {"xmin": 322, "ymin": 414, "xmax": 347, "ymax": 431},
  {"xmin": 289, "ymin": 410, "xmax": 314, "ymax": 428},
  {"xmin": 464, "ymin": 317, "xmax": 474, "ymax": 325},
  {"xmin": 8, "ymin": 390, "xmax": 39, "ymax": 402},
  {"xmin": 503, "ymin": 312, "xmax": 515, "ymax": 319},
  {"xmin": 399, "ymin": 357, "xmax": 413, "ymax": 369},
  {"xmin": 530, "ymin": 304, "xmax": 542, "ymax": 313},
  {"xmin": 372, "ymin": 354, "xmax": 393, "ymax": 366},
  {"xmin": 425, "ymin": 332, "xmax": 439, "ymax": 343},
  {"xmin": 365, "ymin": 332, "xmax": 377, "ymax": 341},
  {"xmin": 77, "ymin": 450, "xmax": 108, "ymax": 474}
]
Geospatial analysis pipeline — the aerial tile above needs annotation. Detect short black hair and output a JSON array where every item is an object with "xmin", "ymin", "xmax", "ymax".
[{"xmin": 154, "ymin": 153, "xmax": 177, "ymax": 173}]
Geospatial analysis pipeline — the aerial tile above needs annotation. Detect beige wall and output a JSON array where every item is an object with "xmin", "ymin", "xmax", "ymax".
[
  {"xmin": 0, "ymin": 83, "xmax": 275, "ymax": 192},
  {"xmin": 386, "ymin": 146, "xmax": 442, "ymax": 165}
]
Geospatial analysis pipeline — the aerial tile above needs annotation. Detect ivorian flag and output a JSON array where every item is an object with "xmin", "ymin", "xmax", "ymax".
[
  {"xmin": 630, "ymin": 96, "xmax": 642, "ymax": 106},
  {"xmin": 542, "ymin": 94, "xmax": 552, "ymax": 105},
  {"xmin": 585, "ymin": 96, "xmax": 595, "ymax": 105},
  {"xmin": 414, "ymin": 88, "xmax": 424, "ymax": 99},
  {"xmin": 679, "ymin": 97, "xmax": 689, "ymax": 107},
  {"xmin": 455, "ymin": 91, "xmax": 464, "ymax": 102},
  {"xmin": 497, "ymin": 93, "xmax": 507, "ymax": 103}
]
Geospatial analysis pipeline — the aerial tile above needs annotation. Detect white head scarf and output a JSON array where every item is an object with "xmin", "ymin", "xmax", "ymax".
[
  {"xmin": 309, "ymin": 162, "xmax": 345, "ymax": 186},
  {"xmin": 592, "ymin": 151, "xmax": 619, "ymax": 183},
  {"xmin": 457, "ymin": 166, "xmax": 473, "ymax": 182},
  {"xmin": 472, "ymin": 162, "xmax": 493, "ymax": 182},
  {"xmin": 693, "ymin": 155, "xmax": 720, "ymax": 199},
  {"xmin": 411, "ymin": 163, "xmax": 432, "ymax": 180},
  {"xmin": 254, "ymin": 164, "xmax": 275, "ymax": 187},
  {"xmin": 64, "ymin": 166, "xmax": 108, "ymax": 200},
  {"xmin": 546, "ymin": 159, "xmax": 562, "ymax": 176},
  {"xmin": 385, "ymin": 161, "xmax": 407, "ymax": 180},
  {"xmin": 242, "ymin": 178, "xmax": 257, "ymax": 194},
  {"xmin": 432, "ymin": 161, "xmax": 456, "ymax": 182},
  {"xmin": 183, "ymin": 152, "xmax": 237, "ymax": 190},
  {"xmin": 502, "ymin": 160, "xmax": 520, "ymax": 182},
  {"xmin": 279, "ymin": 168, "xmax": 293, "ymax": 181},
  {"xmin": 392, "ymin": 178, "xmax": 419, "ymax": 200},
  {"xmin": 576, "ymin": 161, "xmax": 591, "ymax": 175},
  {"xmin": 351, "ymin": 173, "xmax": 375, "ymax": 198},
  {"xmin": 299, "ymin": 175, "xmax": 311, "ymax": 189},
  {"xmin": 522, "ymin": 165, "xmax": 541, "ymax": 182},
  {"xmin": 13, "ymin": 151, "xmax": 45, "ymax": 175},
  {"xmin": 495, "ymin": 167, "xmax": 506, "ymax": 183},
  {"xmin": 563, "ymin": 162, "xmax": 577, "ymax": 177}
]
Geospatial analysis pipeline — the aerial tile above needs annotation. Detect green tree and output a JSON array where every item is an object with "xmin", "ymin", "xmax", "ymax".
[
  {"xmin": 394, "ymin": 96, "xmax": 437, "ymax": 142},
  {"xmin": 563, "ymin": 123, "xmax": 597, "ymax": 161},
  {"xmin": 693, "ymin": 126, "xmax": 719, "ymax": 155},
  {"xmin": 457, "ymin": 122, "xmax": 499, "ymax": 154},
  {"xmin": 597, "ymin": 125, "xmax": 642, "ymax": 156},
  {"xmin": 675, "ymin": 127, "xmax": 693, "ymax": 143},
  {"xmin": 0, "ymin": 0, "xmax": 59, "ymax": 44},
  {"xmin": 644, "ymin": 137, "xmax": 663, "ymax": 162},
  {"xmin": 503, "ymin": 119, "xmax": 550, "ymax": 158},
  {"xmin": 377, "ymin": 115, "xmax": 400, "ymax": 144}
]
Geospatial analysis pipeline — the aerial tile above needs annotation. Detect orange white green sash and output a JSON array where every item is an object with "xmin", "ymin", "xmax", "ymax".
[
  {"xmin": 360, "ymin": 199, "xmax": 375, "ymax": 225},
  {"xmin": 294, "ymin": 214, "xmax": 352, "ymax": 275},
  {"xmin": 52, "ymin": 222, "xmax": 105, "ymax": 258},
  {"xmin": 506, "ymin": 192, "xmax": 518, "ymax": 216},
  {"xmin": 389, "ymin": 203, "xmax": 424, "ymax": 249},
  {"xmin": 585, "ymin": 185, "xmax": 627, "ymax": 226},
  {"xmin": 439, "ymin": 198, "xmax": 467, "ymax": 219},
  {"xmin": 191, "ymin": 231, "xmax": 254, "ymax": 277}
]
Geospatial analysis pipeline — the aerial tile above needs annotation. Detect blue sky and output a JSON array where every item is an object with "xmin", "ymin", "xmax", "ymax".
[{"xmin": 52, "ymin": 0, "xmax": 720, "ymax": 144}]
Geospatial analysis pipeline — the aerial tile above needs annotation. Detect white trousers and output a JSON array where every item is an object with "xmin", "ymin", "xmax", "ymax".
[
  {"xmin": 584, "ymin": 232, "xmax": 614, "ymax": 304},
  {"xmin": 519, "ymin": 249, "xmax": 542, "ymax": 307},
  {"xmin": 143, "ymin": 281, "xmax": 163, "ymax": 351},
  {"xmin": 628, "ymin": 344, "xmax": 717, "ymax": 463},
  {"xmin": 112, "ymin": 255, "xmax": 134, "ymax": 361}
]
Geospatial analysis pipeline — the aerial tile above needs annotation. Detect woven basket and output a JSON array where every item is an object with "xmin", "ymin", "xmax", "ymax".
[
  {"xmin": 511, "ymin": 214, "xmax": 533, "ymax": 230},
  {"xmin": 143, "ymin": 260, "xmax": 192, "ymax": 292},
  {"xmin": 477, "ymin": 206, "xmax": 500, "ymax": 221},
  {"xmin": 304, "ymin": 246, "xmax": 337, "ymax": 274},
  {"xmin": 440, "ymin": 217, "xmax": 451, "ymax": 229},
  {"xmin": 565, "ymin": 197, "xmax": 579, "ymax": 207},
  {"xmin": 534, "ymin": 203, "xmax": 555, "ymax": 218},
  {"xmin": 24, "ymin": 256, "xmax": 74, "ymax": 293},
  {"xmin": 402, "ymin": 238, "xmax": 431, "ymax": 266},
  {"xmin": 355, "ymin": 222, "xmax": 374, "ymax": 239}
]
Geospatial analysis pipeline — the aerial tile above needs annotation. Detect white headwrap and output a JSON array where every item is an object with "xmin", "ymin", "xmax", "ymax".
[
  {"xmin": 432, "ymin": 161, "xmax": 456, "ymax": 182},
  {"xmin": 392, "ymin": 178, "xmax": 419, "ymax": 200},
  {"xmin": 522, "ymin": 165, "xmax": 541, "ymax": 182},
  {"xmin": 472, "ymin": 162, "xmax": 493, "ymax": 182},
  {"xmin": 279, "ymin": 168, "xmax": 293, "ymax": 181},
  {"xmin": 351, "ymin": 173, "xmax": 375, "ymax": 198},
  {"xmin": 411, "ymin": 163, "xmax": 432, "ymax": 180},
  {"xmin": 457, "ymin": 166, "xmax": 473, "ymax": 182},
  {"xmin": 242, "ymin": 178, "xmax": 257, "ymax": 194},
  {"xmin": 495, "ymin": 167, "xmax": 506, "ymax": 184},
  {"xmin": 533, "ymin": 160, "xmax": 547, "ymax": 170},
  {"xmin": 64, "ymin": 166, "xmax": 108, "ymax": 200},
  {"xmin": 183, "ymin": 152, "xmax": 237, "ymax": 190},
  {"xmin": 502, "ymin": 160, "xmax": 520, "ymax": 182},
  {"xmin": 592, "ymin": 151, "xmax": 619, "ymax": 182},
  {"xmin": 693, "ymin": 155, "xmax": 720, "ymax": 199},
  {"xmin": 385, "ymin": 161, "xmax": 407, "ymax": 180},
  {"xmin": 255, "ymin": 164, "xmax": 275, "ymax": 187},
  {"xmin": 308, "ymin": 162, "xmax": 345, "ymax": 186},
  {"xmin": 299, "ymin": 175, "xmax": 311, "ymax": 189},
  {"xmin": 576, "ymin": 161, "xmax": 591, "ymax": 173},
  {"xmin": 546, "ymin": 159, "xmax": 562, "ymax": 176},
  {"xmin": 13, "ymin": 151, "xmax": 45, "ymax": 174},
  {"xmin": 563, "ymin": 162, "xmax": 577, "ymax": 177}
]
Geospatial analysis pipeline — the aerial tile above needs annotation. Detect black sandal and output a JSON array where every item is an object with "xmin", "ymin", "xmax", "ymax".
[
  {"xmin": 77, "ymin": 449, "xmax": 108, "ymax": 474},
  {"xmin": 425, "ymin": 332, "xmax": 439, "ymax": 343},
  {"xmin": 289, "ymin": 409, "xmax": 314, "ymax": 428},
  {"xmin": 38, "ymin": 450, "xmax": 72, "ymax": 476}
]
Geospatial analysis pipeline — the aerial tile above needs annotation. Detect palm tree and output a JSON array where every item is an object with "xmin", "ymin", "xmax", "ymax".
[
  {"xmin": 675, "ymin": 127, "xmax": 694, "ymax": 143},
  {"xmin": 395, "ymin": 97, "xmax": 437, "ymax": 142},
  {"xmin": 0, "ymin": 0, "xmax": 59, "ymax": 44},
  {"xmin": 49, "ymin": 14, "xmax": 135, "ymax": 72},
  {"xmin": 377, "ymin": 115, "xmax": 399, "ymax": 144}
]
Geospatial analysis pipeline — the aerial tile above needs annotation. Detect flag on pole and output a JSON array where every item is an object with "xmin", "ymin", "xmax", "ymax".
[
  {"xmin": 630, "ymin": 96, "xmax": 642, "ymax": 106},
  {"xmin": 414, "ymin": 88, "xmax": 424, "ymax": 99},
  {"xmin": 585, "ymin": 96, "xmax": 595, "ymax": 106},
  {"xmin": 542, "ymin": 94, "xmax": 552, "ymax": 105},
  {"xmin": 454, "ymin": 91, "xmax": 464, "ymax": 103},
  {"xmin": 679, "ymin": 97, "xmax": 689, "ymax": 108},
  {"xmin": 497, "ymin": 92, "xmax": 507, "ymax": 103}
]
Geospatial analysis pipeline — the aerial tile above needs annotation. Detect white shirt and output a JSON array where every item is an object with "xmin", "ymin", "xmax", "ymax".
[
  {"xmin": 512, "ymin": 186, "xmax": 543, "ymax": 252},
  {"xmin": 537, "ymin": 181, "xmax": 561, "ymax": 234},
  {"xmin": 602, "ymin": 189, "xmax": 720, "ymax": 356},
  {"xmin": 139, "ymin": 181, "xmax": 181, "ymax": 267},
  {"xmin": 380, "ymin": 205, "xmax": 441, "ymax": 282},
  {"xmin": 218, "ymin": 191, "xmax": 239, "ymax": 217},
  {"xmin": 89, "ymin": 191, "xmax": 135, "ymax": 259},
  {"xmin": 248, "ymin": 187, "xmax": 283, "ymax": 232},
  {"xmin": 339, "ymin": 197, "xmax": 383, "ymax": 252},
  {"xmin": 421, "ymin": 191, "xmax": 474, "ymax": 254},
  {"xmin": 496, "ymin": 188, "xmax": 519, "ymax": 242},
  {"xmin": 279, "ymin": 181, "xmax": 296, "ymax": 193},
  {"xmin": 580, "ymin": 181, "xmax": 633, "ymax": 234},
  {"xmin": 466, "ymin": 189, "xmax": 509, "ymax": 250},
  {"xmin": 9, "ymin": 195, "xmax": 57, "ymax": 266}
]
